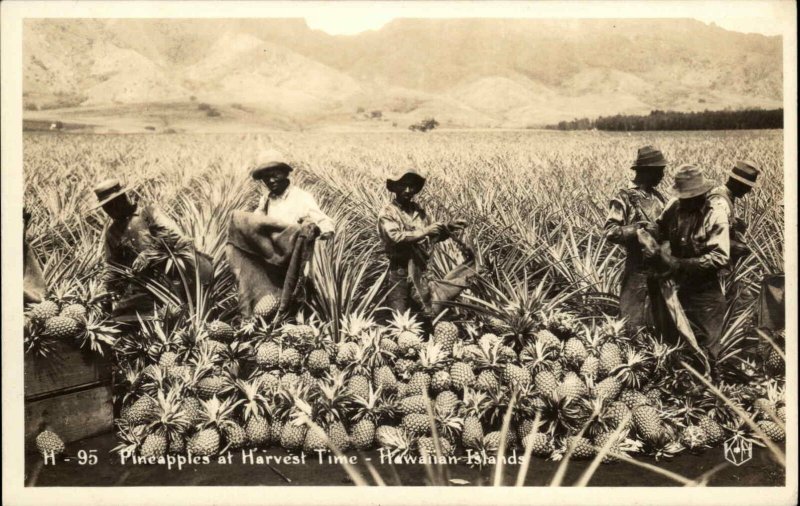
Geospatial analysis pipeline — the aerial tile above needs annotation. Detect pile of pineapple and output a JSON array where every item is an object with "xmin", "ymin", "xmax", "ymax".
[{"xmin": 96, "ymin": 305, "xmax": 786, "ymax": 466}]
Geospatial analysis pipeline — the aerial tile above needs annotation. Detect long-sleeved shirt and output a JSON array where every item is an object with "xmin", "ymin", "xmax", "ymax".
[
  {"xmin": 657, "ymin": 196, "xmax": 730, "ymax": 280},
  {"xmin": 103, "ymin": 204, "xmax": 193, "ymax": 294},
  {"xmin": 604, "ymin": 184, "xmax": 666, "ymax": 269},
  {"xmin": 255, "ymin": 185, "xmax": 334, "ymax": 235},
  {"xmin": 377, "ymin": 199, "xmax": 433, "ymax": 270}
]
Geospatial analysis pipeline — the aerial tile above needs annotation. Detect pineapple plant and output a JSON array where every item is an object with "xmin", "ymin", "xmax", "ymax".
[
  {"xmin": 236, "ymin": 377, "xmax": 272, "ymax": 446},
  {"xmin": 186, "ymin": 396, "xmax": 238, "ymax": 457},
  {"xmin": 461, "ymin": 388, "xmax": 488, "ymax": 449},
  {"xmin": 142, "ymin": 387, "xmax": 190, "ymax": 458},
  {"xmin": 389, "ymin": 310, "xmax": 424, "ymax": 357}
]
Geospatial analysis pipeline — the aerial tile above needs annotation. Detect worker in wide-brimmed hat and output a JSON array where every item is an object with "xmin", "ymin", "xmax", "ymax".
[
  {"xmin": 653, "ymin": 165, "xmax": 730, "ymax": 369},
  {"xmin": 250, "ymin": 157, "xmax": 334, "ymax": 240},
  {"xmin": 93, "ymin": 178, "xmax": 212, "ymax": 321},
  {"xmin": 377, "ymin": 169, "xmax": 466, "ymax": 314},
  {"xmin": 604, "ymin": 146, "xmax": 668, "ymax": 330},
  {"xmin": 708, "ymin": 161, "xmax": 761, "ymax": 264}
]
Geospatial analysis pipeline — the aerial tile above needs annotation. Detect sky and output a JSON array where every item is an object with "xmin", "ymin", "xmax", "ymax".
[{"xmin": 304, "ymin": 1, "xmax": 791, "ymax": 36}]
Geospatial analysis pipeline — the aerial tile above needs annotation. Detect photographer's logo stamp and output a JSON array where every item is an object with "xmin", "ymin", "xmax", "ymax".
[{"xmin": 724, "ymin": 436, "xmax": 753, "ymax": 466}]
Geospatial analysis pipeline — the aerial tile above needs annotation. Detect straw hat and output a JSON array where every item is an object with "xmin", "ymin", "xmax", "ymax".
[
  {"xmin": 631, "ymin": 146, "xmax": 668, "ymax": 170},
  {"xmin": 386, "ymin": 169, "xmax": 426, "ymax": 193},
  {"xmin": 672, "ymin": 165, "xmax": 715, "ymax": 199},
  {"xmin": 91, "ymin": 178, "xmax": 132, "ymax": 210}
]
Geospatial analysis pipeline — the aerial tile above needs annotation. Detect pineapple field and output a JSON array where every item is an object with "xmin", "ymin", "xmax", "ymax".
[{"xmin": 23, "ymin": 129, "xmax": 786, "ymax": 486}]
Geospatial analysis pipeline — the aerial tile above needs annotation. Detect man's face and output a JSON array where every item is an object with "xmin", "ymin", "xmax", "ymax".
[
  {"xmin": 393, "ymin": 182, "xmax": 420, "ymax": 204},
  {"xmin": 263, "ymin": 170, "xmax": 290, "ymax": 195},
  {"xmin": 728, "ymin": 179, "xmax": 753, "ymax": 198},
  {"xmin": 679, "ymin": 194, "xmax": 706, "ymax": 211},
  {"xmin": 101, "ymin": 195, "xmax": 134, "ymax": 220},
  {"xmin": 636, "ymin": 167, "xmax": 665, "ymax": 187}
]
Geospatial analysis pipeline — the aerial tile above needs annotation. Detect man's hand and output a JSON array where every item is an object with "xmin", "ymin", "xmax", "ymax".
[
  {"xmin": 732, "ymin": 217, "xmax": 748, "ymax": 234},
  {"xmin": 425, "ymin": 223, "xmax": 447, "ymax": 238},
  {"xmin": 319, "ymin": 231, "xmax": 334, "ymax": 241},
  {"xmin": 637, "ymin": 221, "xmax": 658, "ymax": 238},
  {"xmin": 131, "ymin": 252, "xmax": 150, "ymax": 274}
]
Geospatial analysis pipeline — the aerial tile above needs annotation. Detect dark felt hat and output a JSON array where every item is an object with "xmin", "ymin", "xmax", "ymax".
[
  {"xmin": 386, "ymin": 170, "xmax": 426, "ymax": 193},
  {"xmin": 91, "ymin": 178, "xmax": 132, "ymax": 210},
  {"xmin": 631, "ymin": 145, "xmax": 668, "ymax": 170},
  {"xmin": 251, "ymin": 160, "xmax": 293, "ymax": 180},
  {"xmin": 672, "ymin": 164, "xmax": 715, "ymax": 199},
  {"xmin": 728, "ymin": 160, "xmax": 760, "ymax": 187}
]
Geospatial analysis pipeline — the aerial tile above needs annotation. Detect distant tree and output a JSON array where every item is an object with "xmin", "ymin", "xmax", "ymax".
[
  {"xmin": 190, "ymin": 95, "xmax": 197, "ymax": 102},
  {"xmin": 198, "ymin": 103, "xmax": 211, "ymax": 111},
  {"xmin": 206, "ymin": 109, "xmax": 221, "ymax": 117},
  {"xmin": 356, "ymin": 106, "xmax": 365, "ymax": 114},
  {"xmin": 370, "ymin": 110, "xmax": 382, "ymax": 119},
  {"xmin": 410, "ymin": 117, "xmax": 439, "ymax": 132},
  {"xmin": 145, "ymin": 126, "xmax": 156, "ymax": 131}
]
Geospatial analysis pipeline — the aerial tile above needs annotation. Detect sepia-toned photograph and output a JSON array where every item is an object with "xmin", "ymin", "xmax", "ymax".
[{"xmin": 2, "ymin": 1, "xmax": 796, "ymax": 504}]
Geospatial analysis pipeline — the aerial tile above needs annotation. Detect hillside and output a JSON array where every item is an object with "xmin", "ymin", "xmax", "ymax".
[{"xmin": 23, "ymin": 18, "xmax": 783, "ymax": 130}]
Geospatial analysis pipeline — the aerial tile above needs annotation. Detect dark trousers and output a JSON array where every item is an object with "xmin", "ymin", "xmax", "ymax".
[
  {"xmin": 677, "ymin": 278, "xmax": 726, "ymax": 361},
  {"xmin": 619, "ymin": 267, "xmax": 659, "ymax": 331}
]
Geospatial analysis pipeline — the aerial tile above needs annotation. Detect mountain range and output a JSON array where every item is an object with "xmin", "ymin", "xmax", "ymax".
[{"xmin": 23, "ymin": 18, "xmax": 783, "ymax": 130}]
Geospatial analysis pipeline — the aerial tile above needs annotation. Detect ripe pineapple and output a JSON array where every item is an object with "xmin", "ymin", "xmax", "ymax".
[
  {"xmin": 433, "ymin": 321, "xmax": 459, "ymax": 353},
  {"xmin": 327, "ymin": 421, "xmax": 351, "ymax": 452},
  {"xmin": 399, "ymin": 395, "xmax": 428, "ymax": 415},
  {"xmin": 255, "ymin": 341, "xmax": 281, "ymax": 368},
  {"xmin": 187, "ymin": 428, "xmax": 221, "ymax": 456},
  {"xmin": 501, "ymin": 364, "xmax": 531, "ymax": 389},
  {"xmin": 619, "ymin": 389, "xmax": 650, "ymax": 410},
  {"xmin": 245, "ymin": 415, "xmax": 270, "ymax": 446},
  {"xmin": 565, "ymin": 436, "xmax": 596, "ymax": 460},
  {"xmin": 680, "ymin": 425, "xmax": 708, "ymax": 451},
  {"xmin": 698, "ymin": 416, "xmax": 725, "ymax": 446},
  {"xmin": 336, "ymin": 341, "xmax": 359, "ymax": 366},
  {"xmin": 60, "ymin": 303, "xmax": 87, "ymax": 322},
  {"xmin": 758, "ymin": 420, "xmax": 785, "ymax": 442},
  {"xmin": 303, "ymin": 425, "xmax": 329, "ymax": 453},
  {"xmin": 158, "ymin": 351, "xmax": 179, "ymax": 368},
  {"xmin": 602, "ymin": 401, "xmax": 633, "ymax": 430},
  {"xmin": 599, "ymin": 342, "xmax": 623, "ymax": 376},
  {"xmin": 280, "ymin": 422, "xmax": 309, "ymax": 451},
  {"xmin": 373, "ymin": 365, "xmax": 398, "ymax": 393},
  {"xmin": 141, "ymin": 432, "xmax": 168, "ymax": 458},
  {"xmin": 397, "ymin": 333, "xmax": 422, "ymax": 357},
  {"xmin": 351, "ymin": 419, "xmax": 376, "ymax": 450},
  {"xmin": 563, "ymin": 337, "xmax": 588, "ymax": 367},
  {"xmin": 254, "ymin": 293, "xmax": 280, "ymax": 318},
  {"xmin": 449, "ymin": 361, "xmax": 476, "ymax": 391},
  {"xmin": 632, "ymin": 405, "xmax": 664, "ymax": 443},
  {"xmin": 389, "ymin": 310, "xmax": 424, "ymax": 355},
  {"xmin": 461, "ymin": 389, "xmax": 488, "ymax": 449},
  {"xmin": 35, "ymin": 430, "xmax": 65, "ymax": 458},
  {"xmin": 30, "ymin": 300, "xmax": 59, "ymax": 322},
  {"xmin": 534, "ymin": 369, "xmax": 559, "ymax": 397},
  {"xmin": 435, "ymin": 391, "xmax": 460, "ymax": 415},
  {"xmin": 43, "ymin": 315, "xmax": 81, "ymax": 339},
  {"xmin": 401, "ymin": 413, "xmax": 432, "ymax": 437},
  {"xmin": 207, "ymin": 320, "xmax": 235, "ymax": 343},
  {"xmin": 556, "ymin": 372, "xmax": 587, "ymax": 399},
  {"xmin": 534, "ymin": 329, "xmax": 562, "ymax": 351},
  {"xmin": 124, "ymin": 395, "xmax": 158, "ymax": 425},
  {"xmin": 430, "ymin": 370, "xmax": 452, "ymax": 393},
  {"xmin": 406, "ymin": 371, "xmax": 431, "ymax": 397},
  {"xmin": 196, "ymin": 374, "xmax": 226, "ymax": 400},
  {"xmin": 476, "ymin": 370, "xmax": 502, "ymax": 394},
  {"xmin": 580, "ymin": 355, "xmax": 600, "ymax": 379},
  {"xmin": 279, "ymin": 347, "xmax": 301, "ymax": 370},
  {"xmin": 307, "ymin": 349, "xmax": 331, "ymax": 374},
  {"xmin": 594, "ymin": 376, "xmax": 622, "ymax": 401},
  {"xmin": 523, "ymin": 432, "xmax": 554, "ymax": 458},
  {"xmin": 347, "ymin": 375, "xmax": 370, "ymax": 400}
]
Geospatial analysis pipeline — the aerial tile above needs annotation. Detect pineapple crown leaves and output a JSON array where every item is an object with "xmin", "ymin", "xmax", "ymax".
[
  {"xmin": 352, "ymin": 384, "xmax": 385, "ymax": 423},
  {"xmin": 235, "ymin": 377, "xmax": 272, "ymax": 422},
  {"xmin": 148, "ymin": 387, "xmax": 191, "ymax": 435},
  {"xmin": 417, "ymin": 340, "xmax": 450, "ymax": 371},
  {"xmin": 112, "ymin": 419, "xmax": 148, "ymax": 458},
  {"xmin": 310, "ymin": 375, "xmax": 354, "ymax": 424},
  {"xmin": 388, "ymin": 309, "xmax": 423, "ymax": 337},
  {"xmin": 376, "ymin": 425, "xmax": 413, "ymax": 458},
  {"xmin": 519, "ymin": 339, "xmax": 557, "ymax": 369},
  {"xmin": 608, "ymin": 347, "xmax": 652, "ymax": 389},
  {"xmin": 339, "ymin": 311, "xmax": 377, "ymax": 340},
  {"xmin": 599, "ymin": 314, "xmax": 628, "ymax": 341},
  {"xmin": 461, "ymin": 388, "xmax": 490, "ymax": 418},
  {"xmin": 198, "ymin": 395, "xmax": 241, "ymax": 430},
  {"xmin": 76, "ymin": 312, "xmax": 120, "ymax": 355}
]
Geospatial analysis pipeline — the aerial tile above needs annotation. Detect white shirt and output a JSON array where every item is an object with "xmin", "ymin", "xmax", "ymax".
[{"xmin": 255, "ymin": 185, "xmax": 335, "ymax": 234}]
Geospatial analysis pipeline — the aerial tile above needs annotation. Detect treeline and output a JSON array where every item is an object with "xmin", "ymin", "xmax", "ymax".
[{"xmin": 547, "ymin": 108, "xmax": 783, "ymax": 131}]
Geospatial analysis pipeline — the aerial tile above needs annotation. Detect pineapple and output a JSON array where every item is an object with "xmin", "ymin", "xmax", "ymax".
[
  {"xmin": 534, "ymin": 369, "xmax": 559, "ymax": 397},
  {"xmin": 435, "ymin": 391, "xmax": 460, "ymax": 415},
  {"xmin": 35, "ymin": 430, "xmax": 65, "ymax": 458},
  {"xmin": 619, "ymin": 389, "xmax": 650, "ymax": 410},
  {"xmin": 758, "ymin": 421, "xmax": 785, "ymax": 442},
  {"xmin": 394, "ymin": 358, "xmax": 416, "ymax": 378},
  {"xmin": 632, "ymin": 405, "xmax": 664, "ymax": 443},
  {"xmin": 417, "ymin": 436, "xmax": 455, "ymax": 458},
  {"xmin": 534, "ymin": 329, "xmax": 562, "ymax": 352},
  {"xmin": 43, "ymin": 315, "xmax": 81, "ymax": 339},
  {"xmin": 449, "ymin": 361, "xmax": 476, "ymax": 391},
  {"xmin": 555, "ymin": 372, "xmax": 587, "ymax": 399},
  {"xmin": 347, "ymin": 375, "xmax": 370, "ymax": 400},
  {"xmin": 373, "ymin": 365, "xmax": 398, "ymax": 393},
  {"xmin": 140, "ymin": 432, "xmax": 169, "ymax": 458},
  {"xmin": 60, "ymin": 303, "xmax": 87, "ymax": 322},
  {"xmin": 599, "ymin": 342, "xmax": 623, "ymax": 376},
  {"xmin": 327, "ymin": 421, "xmax": 351, "ymax": 452},
  {"xmin": 245, "ymin": 415, "xmax": 270, "ymax": 446},
  {"xmin": 207, "ymin": 320, "xmax": 235, "ymax": 343},
  {"xmin": 144, "ymin": 388, "xmax": 190, "ymax": 458},
  {"xmin": 461, "ymin": 389, "xmax": 488, "ymax": 448},
  {"xmin": 565, "ymin": 436, "xmax": 596, "ymax": 460},
  {"xmin": 336, "ymin": 341, "xmax": 359, "ymax": 366},
  {"xmin": 29, "ymin": 300, "xmax": 60, "ymax": 322},
  {"xmin": 124, "ymin": 395, "xmax": 158, "ymax": 425},
  {"xmin": 501, "ymin": 363, "xmax": 531, "ymax": 389},
  {"xmin": 523, "ymin": 432, "xmax": 554, "ymax": 458},
  {"xmin": 406, "ymin": 371, "xmax": 431, "ymax": 397},
  {"xmin": 280, "ymin": 422, "xmax": 308, "ymax": 451},
  {"xmin": 303, "ymin": 425, "xmax": 329, "ymax": 453},
  {"xmin": 237, "ymin": 378, "xmax": 272, "ymax": 446},
  {"xmin": 389, "ymin": 310, "xmax": 424, "ymax": 356},
  {"xmin": 187, "ymin": 396, "xmax": 239, "ymax": 456},
  {"xmin": 478, "ymin": 333, "xmax": 501, "ymax": 349},
  {"xmin": 580, "ymin": 355, "xmax": 600, "ymax": 379},
  {"xmin": 158, "ymin": 351, "xmax": 179, "ymax": 368},
  {"xmin": 602, "ymin": 401, "xmax": 633, "ymax": 430},
  {"xmin": 401, "ymin": 414, "xmax": 431, "ymax": 437},
  {"xmin": 430, "ymin": 370, "xmax": 452, "ymax": 393},
  {"xmin": 594, "ymin": 376, "xmax": 622, "ymax": 401},
  {"xmin": 351, "ymin": 419, "xmax": 376, "ymax": 450},
  {"xmin": 433, "ymin": 321, "xmax": 459, "ymax": 353},
  {"xmin": 196, "ymin": 374, "xmax": 226, "ymax": 400},
  {"xmin": 680, "ymin": 425, "xmax": 708, "ymax": 451},
  {"xmin": 255, "ymin": 341, "xmax": 281, "ymax": 368},
  {"xmin": 187, "ymin": 428, "xmax": 221, "ymax": 456},
  {"xmin": 698, "ymin": 415, "xmax": 725, "ymax": 446},
  {"xmin": 563, "ymin": 337, "xmax": 588, "ymax": 367},
  {"xmin": 476, "ymin": 370, "xmax": 502, "ymax": 394},
  {"xmin": 254, "ymin": 293, "xmax": 280, "ymax": 318},
  {"xmin": 376, "ymin": 425, "xmax": 413, "ymax": 458},
  {"xmin": 279, "ymin": 347, "xmax": 301, "ymax": 370},
  {"xmin": 399, "ymin": 395, "xmax": 429, "ymax": 416},
  {"xmin": 307, "ymin": 349, "xmax": 331, "ymax": 374}
]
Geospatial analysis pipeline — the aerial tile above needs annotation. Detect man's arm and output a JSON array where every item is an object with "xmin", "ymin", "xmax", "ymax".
[
  {"xmin": 378, "ymin": 213, "xmax": 436, "ymax": 244},
  {"xmin": 145, "ymin": 206, "xmax": 194, "ymax": 254},
  {"xmin": 303, "ymin": 193, "xmax": 335, "ymax": 235},
  {"xmin": 603, "ymin": 192, "xmax": 638, "ymax": 244},
  {"xmin": 678, "ymin": 202, "xmax": 731, "ymax": 274}
]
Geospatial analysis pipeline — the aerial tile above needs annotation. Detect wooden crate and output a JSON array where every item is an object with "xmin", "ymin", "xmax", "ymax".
[{"xmin": 25, "ymin": 341, "xmax": 113, "ymax": 444}]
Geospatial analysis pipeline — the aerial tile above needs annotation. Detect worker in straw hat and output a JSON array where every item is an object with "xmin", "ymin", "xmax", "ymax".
[
  {"xmin": 377, "ymin": 169, "xmax": 467, "ymax": 315},
  {"xmin": 604, "ymin": 145, "xmax": 668, "ymax": 331},
  {"xmin": 92, "ymin": 178, "xmax": 212, "ymax": 321},
  {"xmin": 708, "ymin": 160, "xmax": 761, "ymax": 264},
  {"xmin": 651, "ymin": 164, "xmax": 730, "ymax": 373},
  {"xmin": 250, "ymin": 157, "xmax": 334, "ymax": 240}
]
